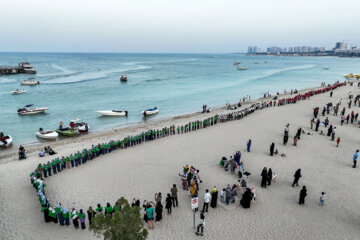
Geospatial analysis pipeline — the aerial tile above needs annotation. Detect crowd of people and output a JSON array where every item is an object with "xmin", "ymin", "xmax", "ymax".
[{"xmin": 28, "ymin": 80, "xmax": 348, "ymax": 233}]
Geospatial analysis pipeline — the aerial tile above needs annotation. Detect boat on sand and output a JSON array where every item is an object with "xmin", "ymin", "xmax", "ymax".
[
  {"xmin": 0, "ymin": 134, "xmax": 12, "ymax": 147},
  {"xmin": 36, "ymin": 128, "xmax": 58, "ymax": 140}
]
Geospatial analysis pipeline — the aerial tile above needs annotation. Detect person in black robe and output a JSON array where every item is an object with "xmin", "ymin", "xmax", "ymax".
[
  {"xmin": 210, "ymin": 187, "xmax": 218, "ymax": 208},
  {"xmin": 292, "ymin": 169, "xmax": 302, "ymax": 187},
  {"xmin": 297, "ymin": 128, "xmax": 302, "ymax": 139},
  {"xmin": 315, "ymin": 119, "xmax": 320, "ymax": 131},
  {"xmin": 270, "ymin": 143, "xmax": 275, "ymax": 156},
  {"xmin": 299, "ymin": 186, "xmax": 307, "ymax": 205},
  {"xmin": 283, "ymin": 135, "xmax": 288, "ymax": 145},
  {"xmin": 240, "ymin": 188, "xmax": 253, "ymax": 208},
  {"xmin": 261, "ymin": 167, "xmax": 268, "ymax": 188},
  {"xmin": 327, "ymin": 125, "xmax": 333, "ymax": 137},
  {"xmin": 155, "ymin": 202, "xmax": 163, "ymax": 222},
  {"xmin": 165, "ymin": 194, "xmax": 172, "ymax": 214},
  {"xmin": 43, "ymin": 204, "xmax": 52, "ymax": 223},
  {"xmin": 267, "ymin": 168, "xmax": 273, "ymax": 186}
]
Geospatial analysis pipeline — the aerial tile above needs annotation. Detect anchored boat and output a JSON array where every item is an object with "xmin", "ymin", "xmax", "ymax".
[
  {"xmin": 18, "ymin": 104, "xmax": 48, "ymax": 115},
  {"xmin": 0, "ymin": 133, "xmax": 12, "ymax": 147},
  {"xmin": 96, "ymin": 110, "xmax": 128, "ymax": 116},
  {"xmin": 237, "ymin": 66, "xmax": 247, "ymax": 70},
  {"xmin": 11, "ymin": 89, "xmax": 26, "ymax": 95},
  {"xmin": 142, "ymin": 107, "xmax": 159, "ymax": 116}
]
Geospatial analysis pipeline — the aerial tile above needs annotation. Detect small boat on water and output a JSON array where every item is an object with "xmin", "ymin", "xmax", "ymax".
[
  {"xmin": 237, "ymin": 66, "xmax": 247, "ymax": 70},
  {"xmin": 322, "ymin": 67, "xmax": 329, "ymax": 70},
  {"xmin": 233, "ymin": 62, "xmax": 241, "ymax": 66},
  {"xmin": 142, "ymin": 107, "xmax": 159, "ymax": 116},
  {"xmin": 69, "ymin": 118, "xmax": 89, "ymax": 133},
  {"xmin": 0, "ymin": 133, "xmax": 13, "ymax": 147},
  {"xmin": 11, "ymin": 89, "xmax": 26, "ymax": 95},
  {"xmin": 254, "ymin": 62, "xmax": 258, "ymax": 64},
  {"xmin": 21, "ymin": 78, "xmax": 40, "ymax": 85},
  {"xmin": 96, "ymin": 110, "xmax": 128, "ymax": 116},
  {"xmin": 18, "ymin": 104, "xmax": 48, "ymax": 115},
  {"xmin": 120, "ymin": 75, "xmax": 128, "ymax": 82},
  {"xmin": 36, "ymin": 128, "xmax": 58, "ymax": 140}
]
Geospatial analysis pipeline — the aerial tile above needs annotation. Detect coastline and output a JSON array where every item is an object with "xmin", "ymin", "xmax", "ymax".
[{"xmin": 0, "ymin": 82, "xmax": 339, "ymax": 163}]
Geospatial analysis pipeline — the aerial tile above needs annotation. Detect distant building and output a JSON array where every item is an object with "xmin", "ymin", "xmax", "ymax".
[
  {"xmin": 247, "ymin": 46, "xmax": 258, "ymax": 54},
  {"xmin": 333, "ymin": 42, "xmax": 348, "ymax": 51}
]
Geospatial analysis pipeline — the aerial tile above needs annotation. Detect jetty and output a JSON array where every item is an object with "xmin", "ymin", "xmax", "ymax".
[{"xmin": 0, "ymin": 62, "xmax": 36, "ymax": 75}]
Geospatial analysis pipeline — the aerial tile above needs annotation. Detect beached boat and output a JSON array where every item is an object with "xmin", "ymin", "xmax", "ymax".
[
  {"xmin": 120, "ymin": 75, "xmax": 128, "ymax": 82},
  {"xmin": 0, "ymin": 134, "xmax": 12, "ymax": 147},
  {"xmin": 237, "ymin": 66, "xmax": 247, "ymax": 70},
  {"xmin": 96, "ymin": 110, "xmax": 128, "ymax": 116},
  {"xmin": 56, "ymin": 129, "xmax": 77, "ymax": 137},
  {"xmin": 18, "ymin": 105, "xmax": 48, "ymax": 115},
  {"xmin": 36, "ymin": 130, "xmax": 58, "ymax": 140},
  {"xmin": 69, "ymin": 118, "xmax": 89, "ymax": 133},
  {"xmin": 20, "ymin": 78, "xmax": 40, "ymax": 85},
  {"xmin": 142, "ymin": 107, "xmax": 159, "ymax": 116},
  {"xmin": 11, "ymin": 89, "xmax": 26, "ymax": 95}
]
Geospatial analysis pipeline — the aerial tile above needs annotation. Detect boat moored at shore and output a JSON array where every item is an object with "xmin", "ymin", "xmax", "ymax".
[
  {"xmin": 0, "ymin": 133, "xmax": 12, "ymax": 147},
  {"xmin": 36, "ymin": 128, "xmax": 58, "ymax": 140},
  {"xmin": 142, "ymin": 107, "xmax": 159, "ymax": 116},
  {"xmin": 96, "ymin": 110, "xmax": 128, "ymax": 116}
]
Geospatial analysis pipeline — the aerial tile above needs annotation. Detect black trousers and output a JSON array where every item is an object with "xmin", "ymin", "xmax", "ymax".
[
  {"xmin": 172, "ymin": 197, "xmax": 178, "ymax": 207},
  {"xmin": 292, "ymin": 177, "xmax": 299, "ymax": 186},
  {"xmin": 202, "ymin": 202, "xmax": 209, "ymax": 212},
  {"xmin": 197, "ymin": 224, "xmax": 204, "ymax": 233},
  {"xmin": 353, "ymin": 161, "xmax": 357, "ymax": 168}
]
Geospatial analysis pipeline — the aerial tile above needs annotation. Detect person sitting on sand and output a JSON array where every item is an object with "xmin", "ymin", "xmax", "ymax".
[{"xmin": 39, "ymin": 149, "xmax": 45, "ymax": 157}]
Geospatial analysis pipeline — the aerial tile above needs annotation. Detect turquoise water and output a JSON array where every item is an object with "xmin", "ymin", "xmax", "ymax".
[{"xmin": 0, "ymin": 53, "xmax": 359, "ymax": 144}]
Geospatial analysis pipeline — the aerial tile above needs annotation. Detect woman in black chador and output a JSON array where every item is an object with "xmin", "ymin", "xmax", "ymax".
[
  {"xmin": 299, "ymin": 186, "xmax": 307, "ymax": 205},
  {"xmin": 270, "ymin": 143, "xmax": 275, "ymax": 156},
  {"xmin": 240, "ymin": 188, "xmax": 254, "ymax": 209},
  {"xmin": 210, "ymin": 187, "xmax": 218, "ymax": 208},
  {"xmin": 261, "ymin": 167, "xmax": 268, "ymax": 188},
  {"xmin": 292, "ymin": 169, "xmax": 302, "ymax": 187}
]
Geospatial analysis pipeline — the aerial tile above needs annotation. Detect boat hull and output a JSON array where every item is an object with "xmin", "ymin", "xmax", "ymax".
[
  {"xmin": 0, "ymin": 136, "xmax": 13, "ymax": 147},
  {"xmin": 18, "ymin": 108, "xmax": 48, "ymax": 115},
  {"xmin": 36, "ymin": 131, "xmax": 58, "ymax": 140},
  {"xmin": 56, "ymin": 129, "xmax": 77, "ymax": 137},
  {"xmin": 142, "ymin": 109, "xmax": 159, "ymax": 116},
  {"xmin": 96, "ymin": 110, "xmax": 128, "ymax": 116}
]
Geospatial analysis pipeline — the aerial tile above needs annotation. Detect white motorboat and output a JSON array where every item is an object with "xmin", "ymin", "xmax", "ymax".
[
  {"xmin": 96, "ymin": 110, "xmax": 128, "ymax": 116},
  {"xmin": 36, "ymin": 130, "xmax": 58, "ymax": 140},
  {"xmin": 18, "ymin": 104, "xmax": 48, "ymax": 115},
  {"xmin": 11, "ymin": 89, "xmax": 26, "ymax": 95},
  {"xmin": 69, "ymin": 118, "xmax": 90, "ymax": 133},
  {"xmin": 142, "ymin": 107, "xmax": 159, "ymax": 116},
  {"xmin": 237, "ymin": 66, "xmax": 247, "ymax": 70},
  {"xmin": 0, "ymin": 135, "xmax": 13, "ymax": 147},
  {"xmin": 20, "ymin": 78, "xmax": 40, "ymax": 85}
]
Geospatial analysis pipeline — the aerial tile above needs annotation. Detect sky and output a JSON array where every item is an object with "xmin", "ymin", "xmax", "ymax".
[{"xmin": 0, "ymin": 0, "xmax": 360, "ymax": 53}]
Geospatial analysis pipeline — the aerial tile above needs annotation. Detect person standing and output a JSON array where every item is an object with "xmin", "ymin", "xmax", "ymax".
[
  {"xmin": 270, "ymin": 143, "xmax": 275, "ymax": 156},
  {"xmin": 165, "ymin": 194, "xmax": 172, "ymax": 214},
  {"xmin": 283, "ymin": 134, "xmax": 289, "ymax": 145},
  {"xmin": 267, "ymin": 168, "xmax": 273, "ymax": 186},
  {"xmin": 78, "ymin": 209, "xmax": 86, "ymax": 229},
  {"xmin": 336, "ymin": 137, "xmax": 340, "ymax": 147},
  {"xmin": 62, "ymin": 207, "xmax": 70, "ymax": 226},
  {"xmin": 297, "ymin": 128, "xmax": 302, "ymax": 140},
  {"xmin": 202, "ymin": 189, "xmax": 211, "ymax": 213},
  {"xmin": 225, "ymin": 185, "xmax": 231, "ymax": 205},
  {"xmin": 155, "ymin": 201, "xmax": 163, "ymax": 222},
  {"xmin": 292, "ymin": 169, "xmax": 302, "ymax": 187},
  {"xmin": 171, "ymin": 184, "xmax": 178, "ymax": 207},
  {"xmin": 87, "ymin": 206, "xmax": 96, "ymax": 226},
  {"xmin": 299, "ymin": 186, "xmax": 307, "ymax": 205},
  {"xmin": 331, "ymin": 127, "xmax": 336, "ymax": 141},
  {"xmin": 261, "ymin": 167, "xmax": 268, "ymax": 188},
  {"xmin": 320, "ymin": 192, "xmax": 326, "ymax": 206},
  {"xmin": 195, "ymin": 212, "xmax": 205, "ymax": 236},
  {"xmin": 210, "ymin": 187, "xmax": 218, "ymax": 208},
  {"xmin": 353, "ymin": 149, "xmax": 359, "ymax": 168},
  {"xmin": 146, "ymin": 202, "xmax": 155, "ymax": 230},
  {"xmin": 247, "ymin": 140, "xmax": 252, "ymax": 152},
  {"xmin": 327, "ymin": 125, "xmax": 333, "ymax": 137},
  {"xmin": 315, "ymin": 119, "xmax": 320, "ymax": 131}
]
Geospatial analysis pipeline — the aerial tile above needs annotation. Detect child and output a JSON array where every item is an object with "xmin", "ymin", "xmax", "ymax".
[
  {"xmin": 320, "ymin": 192, "xmax": 326, "ymax": 206},
  {"xmin": 336, "ymin": 137, "xmax": 340, "ymax": 147},
  {"xmin": 195, "ymin": 212, "xmax": 205, "ymax": 236},
  {"xmin": 220, "ymin": 188, "xmax": 225, "ymax": 202}
]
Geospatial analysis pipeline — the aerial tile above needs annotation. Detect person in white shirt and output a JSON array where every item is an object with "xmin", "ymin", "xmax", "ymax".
[{"xmin": 202, "ymin": 189, "xmax": 211, "ymax": 213}]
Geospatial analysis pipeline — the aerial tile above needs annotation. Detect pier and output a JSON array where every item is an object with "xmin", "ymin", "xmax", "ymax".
[{"xmin": 0, "ymin": 62, "xmax": 36, "ymax": 75}]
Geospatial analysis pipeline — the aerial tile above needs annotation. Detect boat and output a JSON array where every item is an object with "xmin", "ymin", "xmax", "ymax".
[
  {"xmin": 142, "ymin": 107, "xmax": 159, "ymax": 116},
  {"xmin": 254, "ymin": 62, "xmax": 258, "ymax": 64},
  {"xmin": 11, "ymin": 89, "xmax": 26, "ymax": 95},
  {"xmin": 0, "ymin": 133, "xmax": 12, "ymax": 147},
  {"xmin": 18, "ymin": 104, "xmax": 48, "ymax": 115},
  {"xmin": 344, "ymin": 73, "xmax": 360, "ymax": 80},
  {"xmin": 120, "ymin": 75, "xmax": 128, "ymax": 82},
  {"xmin": 36, "ymin": 128, "xmax": 58, "ymax": 140},
  {"xmin": 233, "ymin": 62, "xmax": 240, "ymax": 66},
  {"xmin": 20, "ymin": 78, "xmax": 40, "ymax": 85},
  {"xmin": 322, "ymin": 67, "xmax": 329, "ymax": 70},
  {"xmin": 96, "ymin": 110, "xmax": 128, "ymax": 116},
  {"xmin": 69, "ymin": 118, "xmax": 90, "ymax": 133},
  {"xmin": 56, "ymin": 129, "xmax": 77, "ymax": 137},
  {"xmin": 237, "ymin": 66, "xmax": 247, "ymax": 70},
  {"xmin": 18, "ymin": 62, "xmax": 36, "ymax": 74}
]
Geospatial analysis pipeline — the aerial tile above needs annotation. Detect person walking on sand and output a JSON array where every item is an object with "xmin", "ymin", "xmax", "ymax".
[
  {"xmin": 293, "ymin": 134, "xmax": 298, "ymax": 146},
  {"xmin": 283, "ymin": 134, "xmax": 289, "ymax": 145},
  {"xmin": 292, "ymin": 169, "xmax": 302, "ymax": 187},
  {"xmin": 202, "ymin": 189, "xmax": 211, "ymax": 213},
  {"xmin": 270, "ymin": 142, "xmax": 275, "ymax": 156},
  {"xmin": 165, "ymin": 193, "xmax": 172, "ymax": 214},
  {"xmin": 315, "ymin": 119, "xmax": 320, "ymax": 131},
  {"xmin": 261, "ymin": 167, "xmax": 268, "ymax": 188},
  {"xmin": 297, "ymin": 127, "xmax": 302, "ymax": 140},
  {"xmin": 310, "ymin": 118, "xmax": 314, "ymax": 129},
  {"xmin": 171, "ymin": 184, "xmax": 178, "ymax": 207},
  {"xmin": 210, "ymin": 187, "xmax": 218, "ymax": 208},
  {"xmin": 331, "ymin": 127, "xmax": 336, "ymax": 141},
  {"xmin": 299, "ymin": 186, "xmax": 307, "ymax": 205},
  {"xmin": 247, "ymin": 139, "xmax": 252, "ymax": 152},
  {"xmin": 336, "ymin": 137, "xmax": 340, "ymax": 147},
  {"xmin": 353, "ymin": 149, "xmax": 359, "ymax": 168},
  {"xmin": 195, "ymin": 212, "xmax": 205, "ymax": 236},
  {"xmin": 267, "ymin": 168, "xmax": 273, "ymax": 186},
  {"xmin": 320, "ymin": 192, "xmax": 326, "ymax": 206},
  {"xmin": 327, "ymin": 125, "xmax": 333, "ymax": 137}
]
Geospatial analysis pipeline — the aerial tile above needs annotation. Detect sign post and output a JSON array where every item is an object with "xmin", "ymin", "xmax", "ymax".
[{"xmin": 191, "ymin": 197, "xmax": 198, "ymax": 229}]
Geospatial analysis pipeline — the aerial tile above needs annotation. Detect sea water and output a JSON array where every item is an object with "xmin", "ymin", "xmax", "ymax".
[{"xmin": 0, "ymin": 53, "xmax": 359, "ymax": 144}]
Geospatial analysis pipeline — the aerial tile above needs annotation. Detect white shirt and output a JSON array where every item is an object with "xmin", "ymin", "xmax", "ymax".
[{"xmin": 204, "ymin": 192, "xmax": 211, "ymax": 203}]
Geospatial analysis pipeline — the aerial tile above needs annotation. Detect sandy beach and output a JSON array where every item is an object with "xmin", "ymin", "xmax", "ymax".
[{"xmin": 1, "ymin": 81, "xmax": 360, "ymax": 240}]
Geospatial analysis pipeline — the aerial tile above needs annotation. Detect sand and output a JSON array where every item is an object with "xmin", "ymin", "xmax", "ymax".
[{"xmin": 1, "ymin": 81, "xmax": 360, "ymax": 240}]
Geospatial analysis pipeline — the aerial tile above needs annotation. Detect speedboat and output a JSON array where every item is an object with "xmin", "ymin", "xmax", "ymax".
[
  {"xmin": 20, "ymin": 78, "xmax": 40, "ymax": 85},
  {"xmin": 96, "ymin": 110, "xmax": 128, "ymax": 116},
  {"xmin": 18, "ymin": 104, "xmax": 48, "ymax": 115},
  {"xmin": 69, "ymin": 118, "xmax": 89, "ymax": 133},
  {"xmin": 0, "ymin": 134, "xmax": 12, "ymax": 147},
  {"xmin": 120, "ymin": 75, "xmax": 128, "ymax": 82},
  {"xmin": 36, "ymin": 128, "xmax": 58, "ymax": 140},
  {"xmin": 142, "ymin": 107, "xmax": 159, "ymax": 116},
  {"xmin": 237, "ymin": 66, "xmax": 247, "ymax": 70},
  {"xmin": 56, "ymin": 129, "xmax": 77, "ymax": 137},
  {"xmin": 11, "ymin": 89, "xmax": 26, "ymax": 95}
]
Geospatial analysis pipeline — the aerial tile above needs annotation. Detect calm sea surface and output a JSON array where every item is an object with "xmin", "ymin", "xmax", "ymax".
[{"xmin": 0, "ymin": 53, "xmax": 359, "ymax": 144}]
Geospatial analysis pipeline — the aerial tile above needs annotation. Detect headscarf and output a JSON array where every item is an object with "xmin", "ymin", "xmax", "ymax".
[{"xmin": 62, "ymin": 207, "xmax": 68, "ymax": 214}]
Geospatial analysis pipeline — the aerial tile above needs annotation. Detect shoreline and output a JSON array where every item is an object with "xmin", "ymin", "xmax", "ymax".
[{"xmin": 0, "ymin": 81, "xmax": 346, "ymax": 164}]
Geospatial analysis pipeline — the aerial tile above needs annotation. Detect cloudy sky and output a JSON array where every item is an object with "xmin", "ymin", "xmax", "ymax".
[{"xmin": 1, "ymin": 0, "xmax": 359, "ymax": 53}]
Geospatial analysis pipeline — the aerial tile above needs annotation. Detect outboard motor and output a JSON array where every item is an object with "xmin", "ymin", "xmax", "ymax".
[{"xmin": 125, "ymin": 111, "xmax": 128, "ymax": 116}]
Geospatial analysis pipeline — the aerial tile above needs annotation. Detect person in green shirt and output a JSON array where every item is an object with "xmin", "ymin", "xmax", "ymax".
[
  {"xmin": 49, "ymin": 207, "xmax": 58, "ymax": 224},
  {"xmin": 71, "ymin": 208, "xmax": 79, "ymax": 229},
  {"xmin": 105, "ymin": 202, "xmax": 113, "ymax": 216},
  {"xmin": 62, "ymin": 207, "xmax": 70, "ymax": 226},
  {"xmin": 96, "ymin": 203, "xmax": 103, "ymax": 213},
  {"xmin": 146, "ymin": 202, "xmax": 156, "ymax": 230},
  {"xmin": 55, "ymin": 203, "xmax": 64, "ymax": 226}
]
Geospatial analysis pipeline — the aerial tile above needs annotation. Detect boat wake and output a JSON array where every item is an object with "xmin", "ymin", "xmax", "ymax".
[{"xmin": 0, "ymin": 78, "xmax": 16, "ymax": 84}]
